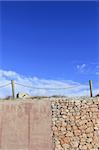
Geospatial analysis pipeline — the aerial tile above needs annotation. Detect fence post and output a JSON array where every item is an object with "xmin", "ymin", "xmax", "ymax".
[
  {"xmin": 11, "ymin": 80, "xmax": 15, "ymax": 99},
  {"xmin": 89, "ymin": 80, "xmax": 93, "ymax": 97}
]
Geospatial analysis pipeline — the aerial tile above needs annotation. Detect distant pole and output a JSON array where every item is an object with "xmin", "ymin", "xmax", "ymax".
[
  {"xmin": 89, "ymin": 80, "xmax": 93, "ymax": 97},
  {"xmin": 11, "ymin": 80, "xmax": 15, "ymax": 99}
]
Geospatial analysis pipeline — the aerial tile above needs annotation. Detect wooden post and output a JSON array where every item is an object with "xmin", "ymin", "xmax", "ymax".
[
  {"xmin": 11, "ymin": 80, "xmax": 15, "ymax": 99},
  {"xmin": 89, "ymin": 80, "xmax": 93, "ymax": 97}
]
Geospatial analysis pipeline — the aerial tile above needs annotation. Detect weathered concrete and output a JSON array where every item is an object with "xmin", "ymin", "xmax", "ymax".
[{"xmin": 0, "ymin": 99, "xmax": 53, "ymax": 150}]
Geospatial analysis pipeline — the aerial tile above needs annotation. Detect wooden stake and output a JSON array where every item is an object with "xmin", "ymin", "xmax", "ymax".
[
  {"xmin": 89, "ymin": 80, "xmax": 93, "ymax": 97},
  {"xmin": 11, "ymin": 80, "xmax": 15, "ymax": 99}
]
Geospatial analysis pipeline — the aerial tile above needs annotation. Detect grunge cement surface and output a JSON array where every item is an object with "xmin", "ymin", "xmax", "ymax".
[{"xmin": 0, "ymin": 99, "xmax": 53, "ymax": 150}]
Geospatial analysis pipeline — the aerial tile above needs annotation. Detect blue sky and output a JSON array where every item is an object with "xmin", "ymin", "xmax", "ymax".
[{"xmin": 0, "ymin": 1, "xmax": 99, "ymax": 97}]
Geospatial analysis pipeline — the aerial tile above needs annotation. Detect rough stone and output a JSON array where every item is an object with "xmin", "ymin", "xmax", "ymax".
[{"xmin": 51, "ymin": 97, "xmax": 99, "ymax": 150}]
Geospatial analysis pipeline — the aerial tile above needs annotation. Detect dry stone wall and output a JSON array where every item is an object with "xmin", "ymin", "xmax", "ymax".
[{"xmin": 51, "ymin": 97, "xmax": 99, "ymax": 150}]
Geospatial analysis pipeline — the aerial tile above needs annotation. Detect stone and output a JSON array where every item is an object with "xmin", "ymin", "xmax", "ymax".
[
  {"xmin": 86, "ymin": 127, "xmax": 93, "ymax": 133},
  {"xmin": 51, "ymin": 97, "xmax": 99, "ymax": 150},
  {"xmin": 66, "ymin": 131, "xmax": 74, "ymax": 137},
  {"xmin": 74, "ymin": 129, "xmax": 81, "ymax": 136},
  {"xmin": 71, "ymin": 141, "xmax": 79, "ymax": 148}
]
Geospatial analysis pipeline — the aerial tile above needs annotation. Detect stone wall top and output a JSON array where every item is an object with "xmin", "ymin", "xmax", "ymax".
[{"xmin": 0, "ymin": 96, "xmax": 99, "ymax": 104}]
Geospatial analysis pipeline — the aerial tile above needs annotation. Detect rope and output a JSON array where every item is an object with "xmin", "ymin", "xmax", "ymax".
[
  {"xmin": 0, "ymin": 83, "xmax": 11, "ymax": 88},
  {"xmin": 15, "ymin": 82, "xmax": 87, "ymax": 90}
]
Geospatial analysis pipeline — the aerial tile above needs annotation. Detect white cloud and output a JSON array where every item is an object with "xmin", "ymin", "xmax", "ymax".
[
  {"xmin": 76, "ymin": 64, "xmax": 86, "ymax": 73},
  {"xmin": 0, "ymin": 69, "xmax": 98, "ymax": 98},
  {"xmin": 81, "ymin": 64, "xmax": 86, "ymax": 69},
  {"xmin": 75, "ymin": 62, "xmax": 99, "ymax": 75},
  {"xmin": 77, "ymin": 65, "xmax": 80, "ymax": 69},
  {"xmin": 96, "ymin": 65, "xmax": 99, "ymax": 68},
  {"xmin": 96, "ymin": 72, "xmax": 99, "ymax": 75}
]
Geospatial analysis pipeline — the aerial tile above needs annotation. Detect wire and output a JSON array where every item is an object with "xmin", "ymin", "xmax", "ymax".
[
  {"xmin": 15, "ymin": 82, "xmax": 87, "ymax": 90},
  {"xmin": 0, "ymin": 83, "xmax": 11, "ymax": 88}
]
